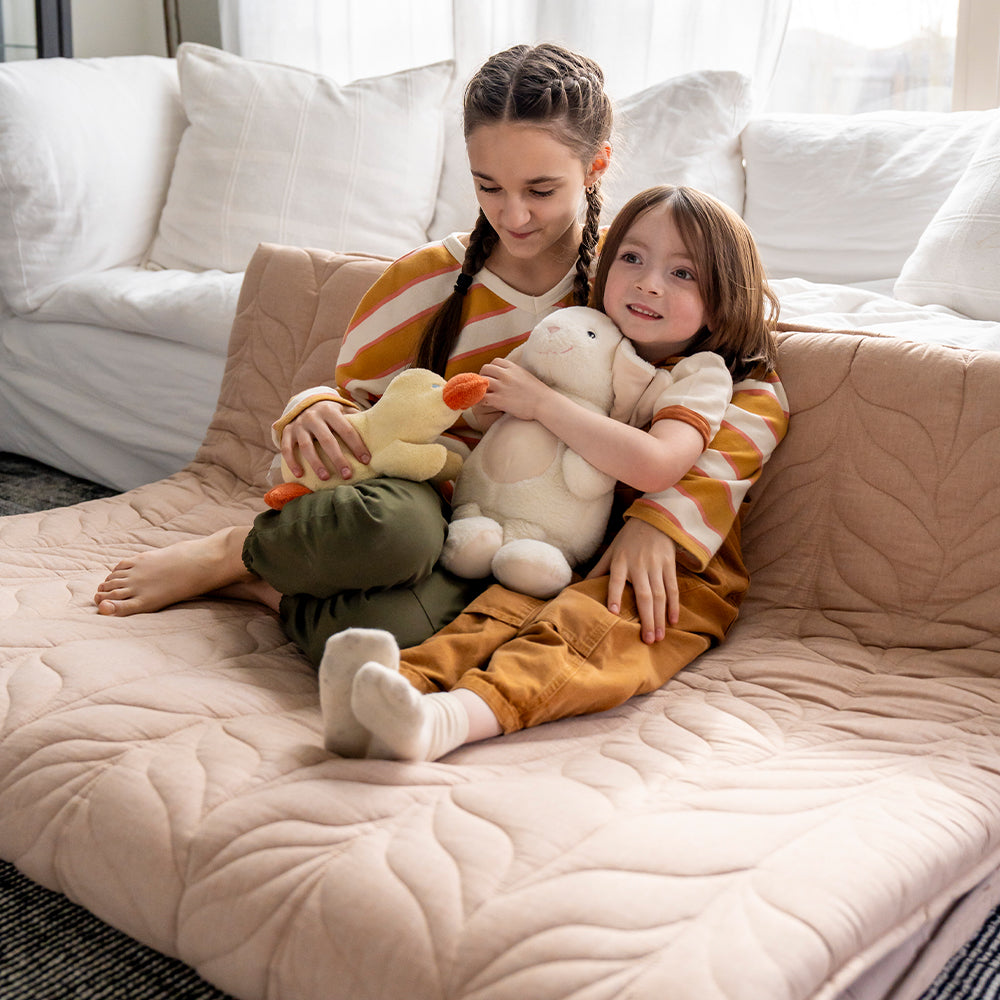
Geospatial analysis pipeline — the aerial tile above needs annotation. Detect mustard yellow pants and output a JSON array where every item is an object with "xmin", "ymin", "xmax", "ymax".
[{"xmin": 396, "ymin": 523, "xmax": 750, "ymax": 733}]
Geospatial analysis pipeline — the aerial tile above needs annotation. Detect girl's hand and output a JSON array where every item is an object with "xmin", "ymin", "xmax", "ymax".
[
  {"xmin": 587, "ymin": 518, "xmax": 680, "ymax": 643},
  {"xmin": 280, "ymin": 400, "xmax": 371, "ymax": 481},
  {"xmin": 480, "ymin": 357, "xmax": 554, "ymax": 421}
]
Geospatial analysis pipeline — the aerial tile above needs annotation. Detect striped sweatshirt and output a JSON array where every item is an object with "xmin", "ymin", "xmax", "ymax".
[
  {"xmin": 625, "ymin": 364, "xmax": 789, "ymax": 570},
  {"xmin": 273, "ymin": 235, "xmax": 579, "ymax": 453},
  {"xmin": 272, "ymin": 233, "xmax": 789, "ymax": 569}
]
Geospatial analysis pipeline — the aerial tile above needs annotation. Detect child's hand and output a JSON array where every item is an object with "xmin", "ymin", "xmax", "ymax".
[
  {"xmin": 281, "ymin": 400, "xmax": 371, "ymax": 481},
  {"xmin": 587, "ymin": 519, "xmax": 679, "ymax": 643},
  {"xmin": 480, "ymin": 357, "xmax": 553, "ymax": 421}
]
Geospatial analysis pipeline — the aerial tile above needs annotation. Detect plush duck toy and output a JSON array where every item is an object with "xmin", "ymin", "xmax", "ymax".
[
  {"xmin": 440, "ymin": 306, "xmax": 658, "ymax": 599},
  {"xmin": 264, "ymin": 368, "xmax": 488, "ymax": 510}
]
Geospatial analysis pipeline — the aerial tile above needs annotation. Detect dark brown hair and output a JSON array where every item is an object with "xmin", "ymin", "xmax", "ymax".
[
  {"xmin": 590, "ymin": 185, "xmax": 779, "ymax": 380},
  {"xmin": 415, "ymin": 43, "xmax": 613, "ymax": 374}
]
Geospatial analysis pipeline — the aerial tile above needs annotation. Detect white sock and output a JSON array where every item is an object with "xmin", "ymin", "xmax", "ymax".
[
  {"xmin": 317, "ymin": 628, "xmax": 399, "ymax": 757},
  {"xmin": 351, "ymin": 664, "xmax": 470, "ymax": 762}
]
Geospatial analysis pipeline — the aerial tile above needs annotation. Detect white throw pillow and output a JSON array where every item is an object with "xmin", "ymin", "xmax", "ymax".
[
  {"xmin": 894, "ymin": 113, "xmax": 1000, "ymax": 321},
  {"xmin": 602, "ymin": 70, "xmax": 753, "ymax": 219},
  {"xmin": 147, "ymin": 44, "xmax": 453, "ymax": 272},
  {"xmin": 427, "ymin": 70, "xmax": 753, "ymax": 241},
  {"xmin": 0, "ymin": 55, "xmax": 183, "ymax": 312},
  {"xmin": 743, "ymin": 109, "xmax": 996, "ymax": 286}
]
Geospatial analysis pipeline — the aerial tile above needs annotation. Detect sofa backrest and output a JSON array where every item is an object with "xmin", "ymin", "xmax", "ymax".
[
  {"xmin": 0, "ymin": 55, "xmax": 184, "ymax": 312},
  {"xmin": 196, "ymin": 244, "xmax": 390, "ymax": 491},
  {"xmin": 743, "ymin": 327, "xmax": 1000, "ymax": 652}
]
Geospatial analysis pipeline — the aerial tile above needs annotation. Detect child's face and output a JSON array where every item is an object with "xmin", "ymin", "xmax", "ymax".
[
  {"xmin": 466, "ymin": 122, "xmax": 601, "ymax": 269},
  {"xmin": 602, "ymin": 204, "xmax": 708, "ymax": 365}
]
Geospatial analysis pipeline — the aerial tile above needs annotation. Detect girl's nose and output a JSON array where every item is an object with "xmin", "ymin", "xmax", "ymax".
[
  {"xmin": 502, "ymin": 196, "xmax": 530, "ymax": 228},
  {"xmin": 635, "ymin": 272, "xmax": 662, "ymax": 295}
]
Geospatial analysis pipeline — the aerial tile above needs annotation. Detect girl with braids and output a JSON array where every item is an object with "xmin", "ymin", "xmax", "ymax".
[
  {"xmin": 316, "ymin": 185, "xmax": 789, "ymax": 763},
  {"xmin": 95, "ymin": 43, "xmax": 619, "ymax": 664}
]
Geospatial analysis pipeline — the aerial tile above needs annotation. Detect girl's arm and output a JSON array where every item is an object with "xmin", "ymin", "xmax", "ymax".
[
  {"xmin": 587, "ymin": 519, "xmax": 680, "ymax": 645},
  {"xmin": 480, "ymin": 357, "xmax": 707, "ymax": 493},
  {"xmin": 278, "ymin": 399, "xmax": 371, "ymax": 481},
  {"xmin": 593, "ymin": 369, "xmax": 790, "ymax": 644}
]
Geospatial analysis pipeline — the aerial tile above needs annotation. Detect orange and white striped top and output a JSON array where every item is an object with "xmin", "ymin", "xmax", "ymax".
[
  {"xmin": 272, "ymin": 233, "xmax": 789, "ymax": 569},
  {"xmin": 626, "ymin": 366, "xmax": 789, "ymax": 570},
  {"xmin": 272, "ymin": 234, "xmax": 580, "ymax": 453}
]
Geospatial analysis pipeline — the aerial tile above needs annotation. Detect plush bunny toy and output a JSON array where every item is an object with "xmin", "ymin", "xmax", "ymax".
[{"xmin": 441, "ymin": 306, "xmax": 657, "ymax": 599}]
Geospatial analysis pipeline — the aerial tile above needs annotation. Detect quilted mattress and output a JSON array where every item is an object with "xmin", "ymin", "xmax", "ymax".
[{"xmin": 2, "ymin": 245, "xmax": 1000, "ymax": 1000}]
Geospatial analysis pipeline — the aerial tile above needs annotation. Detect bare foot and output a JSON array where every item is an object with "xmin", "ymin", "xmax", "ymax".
[
  {"xmin": 94, "ymin": 526, "xmax": 254, "ymax": 616},
  {"xmin": 214, "ymin": 578, "xmax": 283, "ymax": 614}
]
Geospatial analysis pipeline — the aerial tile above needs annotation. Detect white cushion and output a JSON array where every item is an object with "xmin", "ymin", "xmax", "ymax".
[
  {"xmin": 147, "ymin": 44, "xmax": 452, "ymax": 272},
  {"xmin": 894, "ymin": 114, "xmax": 1000, "ymax": 321},
  {"xmin": 603, "ymin": 70, "xmax": 753, "ymax": 218},
  {"xmin": 31, "ymin": 267, "xmax": 245, "ymax": 352},
  {"xmin": 743, "ymin": 109, "xmax": 996, "ymax": 285},
  {"xmin": 428, "ymin": 70, "xmax": 753, "ymax": 241},
  {"xmin": 0, "ymin": 55, "xmax": 183, "ymax": 312}
]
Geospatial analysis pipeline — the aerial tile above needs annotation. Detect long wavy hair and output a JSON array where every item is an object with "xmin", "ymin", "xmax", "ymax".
[
  {"xmin": 415, "ymin": 43, "xmax": 613, "ymax": 374},
  {"xmin": 590, "ymin": 185, "xmax": 779, "ymax": 380}
]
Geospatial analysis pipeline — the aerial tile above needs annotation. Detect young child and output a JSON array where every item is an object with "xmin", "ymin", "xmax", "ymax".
[
  {"xmin": 316, "ymin": 184, "xmax": 790, "ymax": 762},
  {"xmin": 94, "ymin": 42, "xmax": 619, "ymax": 663}
]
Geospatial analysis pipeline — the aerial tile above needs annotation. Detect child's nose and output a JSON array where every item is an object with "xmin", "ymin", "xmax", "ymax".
[
  {"xmin": 502, "ymin": 196, "xmax": 531, "ymax": 227},
  {"xmin": 635, "ymin": 271, "xmax": 663, "ymax": 294}
]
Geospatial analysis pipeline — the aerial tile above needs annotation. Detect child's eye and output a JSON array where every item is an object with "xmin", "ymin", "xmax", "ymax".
[
  {"xmin": 477, "ymin": 184, "xmax": 501, "ymax": 195},
  {"xmin": 530, "ymin": 189, "xmax": 555, "ymax": 198},
  {"xmin": 674, "ymin": 268, "xmax": 696, "ymax": 281},
  {"xmin": 620, "ymin": 251, "xmax": 641, "ymax": 265}
]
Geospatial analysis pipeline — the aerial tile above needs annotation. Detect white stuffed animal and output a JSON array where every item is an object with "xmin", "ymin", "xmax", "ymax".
[{"xmin": 441, "ymin": 306, "xmax": 656, "ymax": 599}]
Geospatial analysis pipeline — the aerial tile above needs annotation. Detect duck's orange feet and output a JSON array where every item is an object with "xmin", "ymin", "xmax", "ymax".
[{"xmin": 264, "ymin": 482, "xmax": 314, "ymax": 510}]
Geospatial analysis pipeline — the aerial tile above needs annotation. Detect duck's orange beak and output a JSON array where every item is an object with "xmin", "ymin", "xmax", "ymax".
[{"xmin": 442, "ymin": 372, "xmax": 489, "ymax": 410}]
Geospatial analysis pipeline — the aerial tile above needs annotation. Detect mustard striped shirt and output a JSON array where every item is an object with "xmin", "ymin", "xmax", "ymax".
[
  {"xmin": 626, "ymin": 367, "xmax": 789, "ymax": 570},
  {"xmin": 272, "ymin": 234, "xmax": 789, "ymax": 570},
  {"xmin": 273, "ymin": 234, "xmax": 580, "ymax": 451}
]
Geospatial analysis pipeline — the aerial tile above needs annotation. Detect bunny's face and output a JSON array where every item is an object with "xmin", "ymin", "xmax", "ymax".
[{"xmin": 520, "ymin": 306, "xmax": 624, "ymax": 409}]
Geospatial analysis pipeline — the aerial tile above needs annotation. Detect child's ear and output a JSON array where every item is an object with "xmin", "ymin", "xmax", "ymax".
[{"xmin": 586, "ymin": 143, "xmax": 612, "ymax": 187}]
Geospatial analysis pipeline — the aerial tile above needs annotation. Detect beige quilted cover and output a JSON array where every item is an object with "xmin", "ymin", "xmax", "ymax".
[{"xmin": 2, "ymin": 244, "xmax": 1000, "ymax": 1000}]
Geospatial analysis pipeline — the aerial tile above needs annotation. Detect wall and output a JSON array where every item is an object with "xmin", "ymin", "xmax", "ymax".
[{"xmin": 70, "ymin": 0, "xmax": 220, "ymax": 58}]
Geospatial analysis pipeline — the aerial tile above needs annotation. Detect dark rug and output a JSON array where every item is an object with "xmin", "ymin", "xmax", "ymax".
[
  {"xmin": 0, "ymin": 862, "xmax": 235, "ymax": 999},
  {"xmin": 1, "ymin": 451, "xmax": 998, "ymax": 999},
  {"xmin": 0, "ymin": 452, "xmax": 118, "ymax": 516}
]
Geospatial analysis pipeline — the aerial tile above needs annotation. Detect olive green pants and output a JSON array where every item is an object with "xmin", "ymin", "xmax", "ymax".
[{"xmin": 242, "ymin": 479, "xmax": 487, "ymax": 665}]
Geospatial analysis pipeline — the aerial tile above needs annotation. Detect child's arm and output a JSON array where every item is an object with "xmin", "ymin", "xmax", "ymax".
[
  {"xmin": 480, "ymin": 353, "xmax": 731, "ymax": 493},
  {"xmin": 588, "ymin": 518, "xmax": 680, "ymax": 644},
  {"xmin": 276, "ymin": 398, "xmax": 371, "ymax": 482}
]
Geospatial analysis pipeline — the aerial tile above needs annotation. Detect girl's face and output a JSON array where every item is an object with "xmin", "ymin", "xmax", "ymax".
[
  {"xmin": 466, "ymin": 122, "xmax": 604, "ymax": 272},
  {"xmin": 602, "ymin": 203, "xmax": 708, "ymax": 364}
]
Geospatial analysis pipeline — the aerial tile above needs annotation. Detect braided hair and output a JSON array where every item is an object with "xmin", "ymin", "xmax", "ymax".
[{"xmin": 414, "ymin": 44, "xmax": 613, "ymax": 374}]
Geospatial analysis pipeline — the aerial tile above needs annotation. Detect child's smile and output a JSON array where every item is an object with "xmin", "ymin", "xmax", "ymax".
[{"xmin": 602, "ymin": 203, "xmax": 708, "ymax": 364}]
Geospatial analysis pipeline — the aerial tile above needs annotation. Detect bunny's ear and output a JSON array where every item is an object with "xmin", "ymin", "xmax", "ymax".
[{"xmin": 610, "ymin": 337, "xmax": 658, "ymax": 423}]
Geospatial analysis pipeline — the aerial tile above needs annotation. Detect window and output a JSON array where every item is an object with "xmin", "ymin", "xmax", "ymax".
[
  {"xmin": 766, "ymin": 0, "xmax": 961, "ymax": 113},
  {"xmin": 766, "ymin": 0, "xmax": 999, "ymax": 113}
]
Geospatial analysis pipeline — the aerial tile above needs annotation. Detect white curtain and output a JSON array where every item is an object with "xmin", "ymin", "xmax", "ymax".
[{"xmin": 218, "ymin": 0, "xmax": 792, "ymax": 101}]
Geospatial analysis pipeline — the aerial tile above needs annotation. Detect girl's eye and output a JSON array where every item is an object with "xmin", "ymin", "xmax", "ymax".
[
  {"xmin": 674, "ymin": 268, "xmax": 696, "ymax": 281},
  {"xmin": 620, "ymin": 251, "xmax": 641, "ymax": 265},
  {"xmin": 530, "ymin": 189, "xmax": 555, "ymax": 198}
]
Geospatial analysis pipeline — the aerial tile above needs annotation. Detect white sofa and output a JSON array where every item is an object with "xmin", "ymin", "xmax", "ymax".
[{"xmin": 1, "ymin": 41, "xmax": 998, "ymax": 492}]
